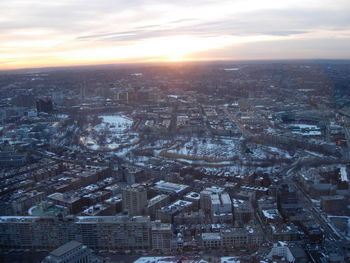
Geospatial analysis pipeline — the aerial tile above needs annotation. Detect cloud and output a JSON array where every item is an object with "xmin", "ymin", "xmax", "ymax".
[
  {"xmin": 0, "ymin": 0, "xmax": 350, "ymax": 69},
  {"xmin": 193, "ymin": 37, "xmax": 350, "ymax": 60}
]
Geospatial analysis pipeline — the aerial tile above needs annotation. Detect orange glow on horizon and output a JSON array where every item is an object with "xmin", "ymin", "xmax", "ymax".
[
  {"xmin": 1, "ymin": 0, "xmax": 349, "ymax": 70},
  {"xmin": 0, "ymin": 34, "xmax": 288, "ymax": 70}
]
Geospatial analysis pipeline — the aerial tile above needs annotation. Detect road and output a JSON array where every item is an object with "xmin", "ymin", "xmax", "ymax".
[
  {"xmin": 294, "ymin": 179, "xmax": 343, "ymax": 241},
  {"xmin": 223, "ymin": 106, "xmax": 253, "ymax": 139},
  {"xmin": 283, "ymin": 168, "xmax": 346, "ymax": 243},
  {"xmin": 343, "ymin": 126, "xmax": 350, "ymax": 162},
  {"xmin": 280, "ymin": 154, "xmax": 347, "ymax": 243}
]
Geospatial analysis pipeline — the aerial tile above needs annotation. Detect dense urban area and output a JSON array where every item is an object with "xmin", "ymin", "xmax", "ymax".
[{"xmin": 0, "ymin": 60, "xmax": 350, "ymax": 263}]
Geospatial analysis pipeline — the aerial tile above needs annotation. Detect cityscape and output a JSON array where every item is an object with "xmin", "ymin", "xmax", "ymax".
[
  {"xmin": 0, "ymin": 60, "xmax": 350, "ymax": 262},
  {"xmin": 1, "ymin": 0, "xmax": 350, "ymax": 262}
]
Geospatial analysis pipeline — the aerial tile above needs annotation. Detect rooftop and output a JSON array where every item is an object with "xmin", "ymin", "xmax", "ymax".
[
  {"xmin": 50, "ymin": 240, "xmax": 83, "ymax": 257},
  {"xmin": 154, "ymin": 180, "xmax": 189, "ymax": 194}
]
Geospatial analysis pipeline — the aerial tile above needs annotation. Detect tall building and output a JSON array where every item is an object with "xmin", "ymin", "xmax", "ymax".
[
  {"xmin": 36, "ymin": 98, "xmax": 53, "ymax": 113},
  {"xmin": 122, "ymin": 184, "xmax": 148, "ymax": 216}
]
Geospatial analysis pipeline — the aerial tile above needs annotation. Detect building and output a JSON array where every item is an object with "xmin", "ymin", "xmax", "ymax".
[
  {"xmin": 0, "ymin": 215, "xmax": 151, "ymax": 250},
  {"xmin": 201, "ymin": 227, "xmax": 263, "ymax": 249},
  {"xmin": 221, "ymin": 227, "xmax": 263, "ymax": 249},
  {"xmin": 269, "ymin": 223, "xmax": 300, "ymax": 242},
  {"xmin": 12, "ymin": 190, "xmax": 45, "ymax": 215},
  {"xmin": 278, "ymin": 185, "xmax": 303, "ymax": 217},
  {"xmin": 266, "ymin": 243, "xmax": 295, "ymax": 263},
  {"xmin": 147, "ymin": 194, "xmax": 170, "ymax": 220},
  {"xmin": 266, "ymin": 242, "xmax": 308, "ymax": 263},
  {"xmin": 151, "ymin": 221, "xmax": 173, "ymax": 253},
  {"xmin": 36, "ymin": 98, "xmax": 53, "ymax": 113},
  {"xmin": 200, "ymin": 187, "xmax": 232, "ymax": 222},
  {"xmin": 320, "ymin": 195, "xmax": 345, "ymax": 214},
  {"xmin": 103, "ymin": 195, "xmax": 122, "ymax": 214},
  {"xmin": 233, "ymin": 199, "xmax": 254, "ymax": 225},
  {"xmin": 28, "ymin": 201, "xmax": 69, "ymax": 217},
  {"xmin": 201, "ymin": 233, "xmax": 222, "ymax": 249},
  {"xmin": 122, "ymin": 184, "xmax": 148, "ymax": 216},
  {"xmin": 81, "ymin": 203, "xmax": 113, "ymax": 216},
  {"xmin": 184, "ymin": 192, "xmax": 200, "ymax": 209},
  {"xmin": 173, "ymin": 210, "xmax": 206, "ymax": 225},
  {"xmin": 42, "ymin": 240, "xmax": 102, "ymax": 263},
  {"xmin": 48, "ymin": 193, "xmax": 85, "ymax": 214},
  {"xmin": 153, "ymin": 181, "xmax": 190, "ymax": 196},
  {"xmin": 0, "ymin": 151, "xmax": 27, "ymax": 167},
  {"xmin": 261, "ymin": 209, "xmax": 283, "ymax": 224},
  {"xmin": 156, "ymin": 200, "xmax": 193, "ymax": 223}
]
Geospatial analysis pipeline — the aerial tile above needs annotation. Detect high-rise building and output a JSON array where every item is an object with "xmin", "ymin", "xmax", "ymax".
[
  {"xmin": 122, "ymin": 184, "xmax": 148, "ymax": 216},
  {"xmin": 36, "ymin": 98, "xmax": 53, "ymax": 113}
]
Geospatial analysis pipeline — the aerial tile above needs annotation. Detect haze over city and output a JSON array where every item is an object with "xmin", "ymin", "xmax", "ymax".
[{"xmin": 1, "ymin": 0, "xmax": 350, "ymax": 70}]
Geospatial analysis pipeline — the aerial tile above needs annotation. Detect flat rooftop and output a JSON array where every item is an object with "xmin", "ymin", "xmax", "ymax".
[
  {"xmin": 154, "ymin": 180, "xmax": 189, "ymax": 194},
  {"xmin": 50, "ymin": 240, "xmax": 82, "ymax": 257}
]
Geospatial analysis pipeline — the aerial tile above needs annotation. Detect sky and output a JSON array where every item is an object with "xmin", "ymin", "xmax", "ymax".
[{"xmin": 0, "ymin": 0, "xmax": 350, "ymax": 70}]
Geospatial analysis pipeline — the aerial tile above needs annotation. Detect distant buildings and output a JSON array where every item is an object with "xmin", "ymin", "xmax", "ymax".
[
  {"xmin": 0, "ymin": 142, "xmax": 27, "ymax": 167},
  {"xmin": 36, "ymin": 98, "xmax": 53, "ymax": 113}
]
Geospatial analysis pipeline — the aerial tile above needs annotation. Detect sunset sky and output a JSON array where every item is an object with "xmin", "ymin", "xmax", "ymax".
[{"xmin": 1, "ymin": 0, "xmax": 350, "ymax": 70}]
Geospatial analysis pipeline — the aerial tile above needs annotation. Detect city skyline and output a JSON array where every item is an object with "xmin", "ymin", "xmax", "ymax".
[{"xmin": 1, "ymin": 0, "xmax": 350, "ymax": 70}]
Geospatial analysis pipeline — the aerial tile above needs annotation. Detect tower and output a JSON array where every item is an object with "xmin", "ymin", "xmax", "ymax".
[{"xmin": 122, "ymin": 184, "xmax": 147, "ymax": 216}]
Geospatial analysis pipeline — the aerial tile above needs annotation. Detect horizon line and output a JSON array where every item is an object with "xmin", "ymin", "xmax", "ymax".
[{"xmin": 1, "ymin": 57, "xmax": 350, "ymax": 74}]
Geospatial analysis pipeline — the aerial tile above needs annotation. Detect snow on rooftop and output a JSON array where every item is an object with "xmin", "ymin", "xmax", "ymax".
[
  {"xmin": 262, "ymin": 209, "xmax": 280, "ymax": 219},
  {"xmin": 221, "ymin": 257, "xmax": 240, "ymax": 263},
  {"xmin": 340, "ymin": 166, "xmax": 348, "ymax": 182},
  {"xmin": 134, "ymin": 257, "xmax": 209, "ymax": 263}
]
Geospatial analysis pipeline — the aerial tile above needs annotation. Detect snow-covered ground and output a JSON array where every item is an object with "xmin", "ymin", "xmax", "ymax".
[
  {"xmin": 80, "ymin": 114, "xmax": 138, "ymax": 151},
  {"xmin": 287, "ymin": 123, "xmax": 322, "ymax": 136},
  {"xmin": 95, "ymin": 115, "xmax": 133, "ymax": 133},
  {"xmin": 247, "ymin": 144, "xmax": 292, "ymax": 159},
  {"xmin": 167, "ymin": 137, "xmax": 241, "ymax": 159}
]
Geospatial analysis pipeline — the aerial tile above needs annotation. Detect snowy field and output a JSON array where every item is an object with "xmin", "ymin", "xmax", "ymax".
[
  {"xmin": 247, "ymin": 144, "xmax": 292, "ymax": 159},
  {"xmin": 95, "ymin": 115, "xmax": 133, "ymax": 133},
  {"xmin": 167, "ymin": 137, "xmax": 241, "ymax": 159},
  {"xmin": 80, "ymin": 114, "xmax": 138, "ymax": 151},
  {"xmin": 287, "ymin": 123, "xmax": 322, "ymax": 136}
]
